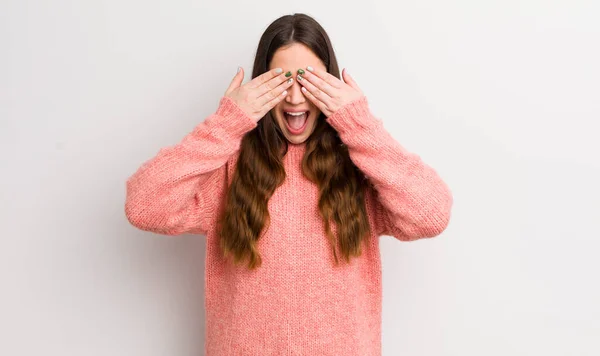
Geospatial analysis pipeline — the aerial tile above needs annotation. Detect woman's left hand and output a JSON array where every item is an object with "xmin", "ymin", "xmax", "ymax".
[{"xmin": 297, "ymin": 66, "xmax": 364, "ymax": 117}]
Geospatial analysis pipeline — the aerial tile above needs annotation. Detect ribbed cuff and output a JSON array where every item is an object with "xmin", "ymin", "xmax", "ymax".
[
  {"xmin": 207, "ymin": 96, "xmax": 258, "ymax": 138},
  {"xmin": 325, "ymin": 96, "xmax": 383, "ymax": 134}
]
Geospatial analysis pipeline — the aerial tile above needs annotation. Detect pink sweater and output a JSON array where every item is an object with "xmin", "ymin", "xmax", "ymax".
[{"xmin": 125, "ymin": 95, "xmax": 453, "ymax": 355}]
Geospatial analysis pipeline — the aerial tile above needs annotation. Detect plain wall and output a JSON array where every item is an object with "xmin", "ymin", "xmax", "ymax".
[{"xmin": 2, "ymin": 0, "xmax": 599, "ymax": 355}]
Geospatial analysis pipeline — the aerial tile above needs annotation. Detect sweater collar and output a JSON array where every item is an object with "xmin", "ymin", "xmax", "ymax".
[{"xmin": 285, "ymin": 142, "xmax": 307, "ymax": 160}]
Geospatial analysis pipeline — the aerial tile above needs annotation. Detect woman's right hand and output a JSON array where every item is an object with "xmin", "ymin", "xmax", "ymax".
[{"xmin": 224, "ymin": 67, "xmax": 294, "ymax": 123}]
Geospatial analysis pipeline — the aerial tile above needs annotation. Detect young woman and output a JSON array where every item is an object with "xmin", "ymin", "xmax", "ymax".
[{"xmin": 125, "ymin": 13, "xmax": 453, "ymax": 356}]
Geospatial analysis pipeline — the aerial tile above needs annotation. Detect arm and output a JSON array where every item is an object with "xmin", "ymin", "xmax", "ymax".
[
  {"xmin": 325, "ymin": 96, "xmax": 453, "ymax": 241},
  {"xmin": 125, "ymin": 96, "xmax": 257, "ymax": 236}
]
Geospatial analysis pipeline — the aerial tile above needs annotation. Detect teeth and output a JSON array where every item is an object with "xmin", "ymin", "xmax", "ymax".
[{"xmin": 285, "ymin": 112, "xmax": 306, "ymax": 116}]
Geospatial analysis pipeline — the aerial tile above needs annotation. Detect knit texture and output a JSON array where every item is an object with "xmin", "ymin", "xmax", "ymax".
[{"xmin": 125, "ymin": 95, "xmax": 453, "ymax": 355}]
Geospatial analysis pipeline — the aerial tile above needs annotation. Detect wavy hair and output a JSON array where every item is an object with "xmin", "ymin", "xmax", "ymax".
[{"xmin": 216, "ymin": 13, "xmax": 373, "ymax": 270}]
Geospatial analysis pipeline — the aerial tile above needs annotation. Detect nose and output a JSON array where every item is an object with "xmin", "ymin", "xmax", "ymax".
[{"xmin": 284, "ymin": 77, "xmax": 306, "ymax": 105}]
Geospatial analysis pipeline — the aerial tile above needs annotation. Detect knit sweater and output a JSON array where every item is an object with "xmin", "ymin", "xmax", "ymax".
[{"xmin": 125, "ymin": 95, "xmax": 453, "ymax": 356}]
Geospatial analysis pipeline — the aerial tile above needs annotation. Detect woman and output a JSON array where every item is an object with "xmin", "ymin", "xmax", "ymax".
[{"xmin": 125, "ymin": 13, "xmax": 453, "ymax": 356}]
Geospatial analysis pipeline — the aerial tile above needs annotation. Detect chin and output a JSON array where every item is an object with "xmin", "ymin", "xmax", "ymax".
[{"xmin": 285, "ymin": 135, "xmax": 309, "ymax": 145}]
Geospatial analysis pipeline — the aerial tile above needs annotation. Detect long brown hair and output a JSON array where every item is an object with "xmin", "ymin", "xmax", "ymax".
[{"xmin": 216, "ymin": 13, "xmax": 373, "ymax": 270}]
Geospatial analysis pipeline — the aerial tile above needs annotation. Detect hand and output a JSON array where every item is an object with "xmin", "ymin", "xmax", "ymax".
[
  {"xmin": 297, "ymin": 67, "xmax": 364, "ymax": 117},
  {"xmin": 224, "ymin": 67, "xmax": 294, "ymax": 123}
]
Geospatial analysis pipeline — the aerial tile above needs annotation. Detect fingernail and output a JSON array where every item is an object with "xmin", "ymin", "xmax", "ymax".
[
  {"xmin": 297, "ymin": 75, "xmax": 303, "ymax": 81},
  {"xmin": 297, "ymin": 69, "xmax": 305, "ymax": 75},
  {"xmin": 307, "ymin": 66, "xmax": 314, "ymax": 72},
  {"xmin": 285, "ymin": 71, "xmax": 292, "ymax": 77},
  {"xmin": 275, "ymin": 68, "xmax": 283, "ymax": 73},
  {"xmin": 287, "ymin": 78, "xmax": 293, "ymax": 84}
]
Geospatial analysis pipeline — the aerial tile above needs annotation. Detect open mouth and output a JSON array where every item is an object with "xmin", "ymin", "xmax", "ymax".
[{"xmin": 283, "ymin": 111, "xmax": 310, "ymax": 134}]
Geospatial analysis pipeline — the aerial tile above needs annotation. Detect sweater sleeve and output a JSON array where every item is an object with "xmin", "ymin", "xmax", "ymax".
[
  {"xmin": 125, "ymin": 96, "xmax": 258, "ymax": 236},
  {"xmin": 325, "ymin": 96, "xmax": 453, "ymax": 241}
]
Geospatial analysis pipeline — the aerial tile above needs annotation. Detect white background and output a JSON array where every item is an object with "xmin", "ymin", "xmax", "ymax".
[{"xmin": 2, "ymin": 1, "xmax": 599, "ymax": 355}]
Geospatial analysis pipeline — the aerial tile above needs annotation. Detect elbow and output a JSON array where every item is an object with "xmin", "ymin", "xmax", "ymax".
[
  {"xmin": 125, "ymin": 198, "xmax": 153, "ymax": 232},
  {"xmin": 419, "ymin": 192, "xmax": 453, "ymax": 238},
  {"xmin": 125, "ymin": 178, "xmax": 149, "ymax": 230},
  {"xmin": 124, "ymin": 179, "xmax": 170, "ymax": 234},
  {"xmin": 402, "ymin": 193, "xmax": 453, "ymax": 240},
  {"xmin": 422, "ymin": 208, "xmax": 452, "ymax": 238},
  {"xmin": 124, "ymin": 197, "xmax": 188, "ymax": 236},
  {"xmin": 125, "ymin": 195, "xmax": 164, "ymax": 234},
  {"xmin": 400, "ymin": 211, "xmax": 451, "ymax": 241},
  {"xmin": 386, "ymin": 179, "xmax": 453, "ymax": 242}
]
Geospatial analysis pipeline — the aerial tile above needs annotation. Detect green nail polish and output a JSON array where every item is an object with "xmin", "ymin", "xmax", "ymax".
[
  {"xmin": 297, "ymin": 69, "xmax": 305, "ymax": 75},
  {"xmin": 285, "ymin": 71, "xmax": 292, "ymax": 77}
]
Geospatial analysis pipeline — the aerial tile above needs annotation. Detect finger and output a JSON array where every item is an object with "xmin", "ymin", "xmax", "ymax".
[
  {"xmin": 300, "ymin": 86, "xmax": 329, "ymax": 115},
  {"xmin": 300, "ymin": 69, "xmax": 338, "ymax": 97},
  {"xmin": 255, "ymin": 71, "xmax": 290, "ymax": 99},
  {"xmin": 224, "ymin": 67, "xmax": 244, "ymax": 96},
  {"xmin": 247, "ymin": 67, "xmax": 285, "ymax": 89},
  {"xmin": 342, "ymin": 68, "xmax": 360, "ymax": 91},
  {"xmin": 262, "ymin": 85, "xmax": 291, "ymax": 115},
  {"xmin": 304, "ymin": 66, "xmax": 344, "ymax": 90},
  {"xmin": 297, "ymin": 74, "xmax": 333, "ymax": 107},
  {"xmin": 256, "ymin": 76, "xmax": 294, "ymax": 108}
]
